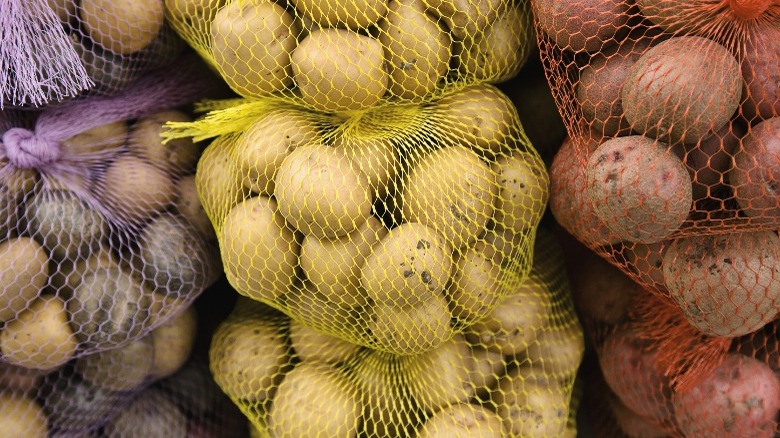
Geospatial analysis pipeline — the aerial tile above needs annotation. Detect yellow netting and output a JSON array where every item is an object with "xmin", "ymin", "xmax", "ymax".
[
  {"xmin": 210, "ymin": 226, "xmax": 584, "ymax": 437},
  {"xmin": 164, "ymin": 0, "xmax": 536, "ymax": 110}
]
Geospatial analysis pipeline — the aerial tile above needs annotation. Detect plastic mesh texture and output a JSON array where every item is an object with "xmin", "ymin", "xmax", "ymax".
[
  {"xmin": 210, "ymin": 225, "xmax": 584, "ymax": 437},
  {"xmin": 539, "ymin": 0, "xmax": 780, "ymax": 351},
  {"xmin": 0, "ymin": 59, "xmax": 223, "ymax": 377},
  {"xmin": 164, "ymin": 0, "xmax": 536, "ymax": 110},
  {"xmin": 2, "ymin": 0, "xmax": 186, "ymax": 109}
]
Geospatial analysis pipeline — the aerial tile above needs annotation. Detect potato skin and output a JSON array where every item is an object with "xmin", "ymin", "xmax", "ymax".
[
  {"xmin": 741, "ymin": 23, "xmax": 780, "ymax": 121},
  {"xmin": 729, "ymin": 117, "xmax": 780, "ymax": 222},
  {"xmin": 105, "ymin": 388, "xmax": 188, "ymax": 438},
  {"xmin": 81, "ymin": 0, "xmax": 165, "ymax": 54},
  {"xmin": 662, "ymin": 231, "xmax": 780, "ymax": 338},
  {"xmin": 370, "ymin": 291, "xmax": 452, "ymax": 354},
  {"xmin": 493, "ymin": 369, "xmax": 570, "ymax": 438},
  {"xmin": 0, "ymin": 237, "xmax": 48, "ymax": 322},
  {"xmin": 417, "ymin": 403, "xmax": 503, "ymax": 437},
  {"xmin": 534, "ymin": 0, "xmax": 630, "ymax": 52},
  {"xmin": 75, "ymin": 337, "xmax": 155, "ymax": 391},
  {"xmin": 587, "ymin": 135, "xmax": 692, "ymax": 244},
  {"xmin": 673, "ymin": 354, "xmax": 780, "ymax": 438},
  {"xmin": 0, "ymin": 393, "xmax": 48, "ymax": 438},
  {"xmin": 422, "ymin": 0, "xmax": 502, "ymax": 41},
  {"xmin": 128, "ymin": 110, "xmax": 200, "ymax": 176},
  {"xmin": 195, "ymin": 136, "xmax": 244, "ymax": 234},
  {"xmin": 491, "ymin": 149, "xmax": 549, "ymax": 234},
  {"xmin": 97, "ymin": 154, "xmax": 176, "ymax": 224},
  {"xmin": 622, "ymin": 36, "xmax": 742, "ymax": 145},
  {"xmin": 294, "ymin": 0, "xmax": 387, "ymax": 29}
]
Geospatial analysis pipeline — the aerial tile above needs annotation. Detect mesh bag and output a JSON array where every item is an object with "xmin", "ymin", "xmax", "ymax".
[
  {"xmin": 538, "ymin": 0, "xmax": 780, "ymax": 345},
  {"xmin": 209, "ymin": 225, "xmax": 583, "ymax": 437},
  {"xmin": 0, "ymin": 57, "xmax": 223, "ymax": 376},
  {"xmin": 164, "ymin": 0, "xmax": 537, "ymax": 110},
  {"xmin": 2, "ymin": 0, "xmax": 187, "ymax": 109}
]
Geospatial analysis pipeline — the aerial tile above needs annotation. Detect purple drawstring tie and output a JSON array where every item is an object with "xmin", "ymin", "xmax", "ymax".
[{"xmin": 2, "ymin": 127, "xmax": 61, "ymax": 170}]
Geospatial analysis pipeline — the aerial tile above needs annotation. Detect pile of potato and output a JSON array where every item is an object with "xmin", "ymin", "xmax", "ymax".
[
  {"xmin": 164, "ymin": 0, "xmax": 535, "ymax": 110},
  {"xmin": 191, "ymin": 82, "xmax": 549, "ymax": 355},
  {"xmin": 210, "ymin": 227, "xmax": 584, "ymax": 437}
]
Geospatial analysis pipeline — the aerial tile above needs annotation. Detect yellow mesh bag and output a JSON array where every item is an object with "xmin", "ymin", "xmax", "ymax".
[
  {"xmin": 164, "ymin": 0, "xmax": 536, "ymax": 110},
  {"xmin": 210, "ymin": 226, "xmax": 584, "ymax": 437},
  {"xmin": 165, "ymin": 82, "xmax": 549, "ymax": 355}
]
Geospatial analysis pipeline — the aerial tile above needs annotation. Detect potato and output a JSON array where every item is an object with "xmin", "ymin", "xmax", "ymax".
[
  {"xmin": 24, "ymin": 189, "xmax": 108, "ymax": 261},
  {"xmin": 431, "ymin": 84, "xmax": 521, "ymax": 157},
  {"xmin": 0, "ymin": 237, "xmax": 48, "ymax": 322},
  {"xmin": 292, "ymin": 29, "xmax": 388, "ymax": 113},
  {"xmin": 290, "ymin": 318, "xmax": 362, "ymax": 364},
  {"xmin": 361, "ymin": 221, "xmax": 452, "ymax": 306},
  {"xmin": 379, "ymin": 0, "xmax": 451, "ymax": 101},
  {"xmin": 0, "ymin": 166, "xmax": 34, "ymax": 240},
  {"xmin": 136, "ymin": 212, "xmax": 218, "ymax": 294},
  {"xmin": 60, "ymin": 120, "xmax": 128, "ymax": 156},
  {"xmin": 81, "ymin": 0, "xmax": 165, "ymax": 55},
  {"xmin": 576, "ymin": 37, "xmax": 655, "ymax": 137},
  {"xmin": 0, "ymin": 296, "xmax": 78, "ymax": 371},
  {"xmin": 128, "ymin": 110, "xmax": 200, "ymax": 176},
  {"xmin": 662, "ymin": 230, "xmax": 780, "ymax": 338},
  {"xmin": 196, "ymin": 135, "xmax": 244, "ymax": 233},
  {"xmin": 446, "ymin": 240, "xmax": 502, "ymax": 324},
  {"xmin": 608, "ymin": 393, "xmax": 668, "ymax": 438},
  {"xmin": 220, "ymin": 196, "xmax": 299, "ymax": 303},
  {"xmin": 210, "ymin": 314, "xmax": 289, "ymax": 402},
  {"xmin": 75, "ymin": 336, "xmax": 155, "ymax": 391},
  {"xmin": 622, "ymin": 240, "xmax": 671, "ymax": 295},
  {"xmin": 468, "ymin": 346, "xmax": 504, "ymax": 396},
  {"xmin": 481, "ymin": 225, "xmax": 525, "ymax": 266},
  {"xmin": 0, "ymin": 393, "xmax": 48, "ymax": 438},
  {"xmin": 0, "ymin": 363, "xmax": 45, "ymax": 394},
  {"xmin": 730, "ymin": 117, "xmax": 780, "ymax": 221},
  {"xmin": 534, "ymin": 0, "xmax": 630, "ymax": 52},
  {"xmin": 211, "ymin": 0, "xmax": 298, "ymax": 97},
  {"xmin": 417, "ymin": 403, "xmax": 503, "ymax": 437},
  {"xmin": 106, "ymin": 388, "xmax": 188, "ymax": 438},
  {"xmin": 673, "ymin": 353, "xmax": 780, "ymax": 437},
  {"xmin": 285, "ymin": 281, "xmax": 367, "ymax": 338},
  {"xmin": 491, "ymin": 149, "xmax": 549, "ymax": 234},
  {"xmin": 622, "ymin": 36, "xmax": 742, "ymax": 145},
  {"xmin": 678, "ymin": 120, "xmax": 743, "ymax": 202},
  {"xmin": 149, "ymin": 305, "xmax": 197, "ymax": 378},
  {"xmin": 422, "ymin": 0, "xmax": 502, "ymax": 41},
  {"xmin": 519, "ymin": 322, "xmax": 585, "ymax": 383},
  {"xmin": 293, "ymin": 0, "xmax": 387, "ymax": 28},
  {"xmin": 370, "ymin": 292, "xmax": 453, "ymax": 354},
  {"xmin": 587, "ymin": 135, "xmax": 692, "ymax": 244},
  {"xmin": 465, "ymin": 273, "xmax": 551, "ymax": 356},
  {"xmin": 401, "ymin": 333, "xmax": 475, "ymax": 412},
  {"xmin": 401, "ymin": 145, "xmax": 496, "ymax": 248},
  {"xmin": 268, "ymin": 361, "xmax": 362, "ymax": 438},
  {"xmin": 302, "ymin": 216, "xmax": 386, "ymax": 307},
  {"xmin": 332, "ymin": 134, "xmax": 400, "ymax": 198},
  {"xmin": 61, "ymin": 243, "xmax": 121, "ymax": 291},
  {"xmin": 493, "ymin": 369, "xmax": 570, "ymax": 437},
  {"xmin": 550, "ymin": 135, "xmax": 618, "ymax": 247},
  {"xmin": 96, "ymin": 154, "xmax": 176, "ymax": 224},
  {"xmin": 458, "ymin": 2, "xmax": 533, "ymax": 83},
  {"xmin": 47, "ymin": 0, "xmax": 76, "ymax": 22},
  {"xmin": 69, "ymin": 266, "xmax": 153, "ymax": 348},
  {"xmin": 570, "ymin": 251, "xmax": 640, "ymax": 325},
  {"xmin": 742, "ymin": 23, "xmax": 780, "ymax": 121},
  {"xmin": 235, "ymin": 108, "xmax": 321, "ymax": 195},
  {"xmin": 174, "ymin": 174, "xmax": 216, "ymax": 240},
  {"xmin": 41, "ymin": 370, "xmax": 129, "ymax": 433}
]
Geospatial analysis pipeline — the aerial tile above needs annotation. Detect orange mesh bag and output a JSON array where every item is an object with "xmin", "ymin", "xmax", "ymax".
[
  {"xmin": 2, "ymin": 0, "xmax": 186, "ymax": 109},
  {"xmin": 209, "ymin": 225, "xmax": 584, "ymax": 437}
]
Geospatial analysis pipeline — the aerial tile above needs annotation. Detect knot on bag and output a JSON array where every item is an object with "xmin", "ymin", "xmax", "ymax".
[{"xmin": 2, "ymin": 127, "xmax": 62, "ymax": 170}]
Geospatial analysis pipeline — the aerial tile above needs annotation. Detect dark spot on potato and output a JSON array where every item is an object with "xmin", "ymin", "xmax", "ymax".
[
  {"xmin": 420, "ymin": 271, "xmax": 431, "ymax": 284},
  {"xmin": 403, "ymin": 269, "xmax": 414, "ymax": 278},
  {"xmin": 723, "ymin": 258, "xmax": 732, "ymax": 265},
  {"xmin": 416, "ymin": 239, "xmax": 430, "ymax": 250},
  {"xmin": 612, "ymin": 151, "xmax": 623, "ymax": 162}
]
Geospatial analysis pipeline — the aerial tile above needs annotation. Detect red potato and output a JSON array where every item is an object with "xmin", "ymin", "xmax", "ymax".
[
  {"xmin": 608, "ymin": 393, "xmax": 668, "ymax": 438},
  {"xmin": 676, "ymin": 120, "xmax": 743, "ymax": 202},
  {"xmin": 622, "ymin": 240, "xmax": 671, "ymax": 294},
  {"xmin": 729, "ymin": 117, "xmax": 780, "ymax": 222},
  {"xmin": 587, "ymin": 135, "xmax": 693, "ymax": 244},
  {"xmin": 741, "ymin": 23, "xmax": 780, "ymax": 121},
  {"xmin": 662, "ymin": 230, "xmax": 780, "ymax": 338},
  {"xmin": 673, "ymin": 353, "xmax": 780, "ymax": 437},
  {"xmin": 570, "ymin": 251, "xmax": 641, "ymax": 326},
  {"xmin": 533, "ymin": 0, "xmax": 631, "ymax": 52},
  {"xmin": 550, "ymin": 135, "xmax": 619, "ymax": 248}
]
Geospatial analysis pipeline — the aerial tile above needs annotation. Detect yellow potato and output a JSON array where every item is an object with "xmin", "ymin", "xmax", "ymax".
[
  {"xmin": 128, "ymin": 110, "xmax": 201, "ymax": 176},
  {"xmin": 195, "ymin": 135, "xmax": 245, "ymax": 233},
  {"xmin": 210, "ymin": 313, "xmax": 289, "ymax": 402},
  {"xmin": 491, "ymin": 150, "xmax": 549, "ymax": 233},
  {"xmin": 517, "ymin": 322, "xmax": 585, "ymax": 383},
  {"xmin": 97, "ymin": 154, "xmax": 176, "ymax": 224},
  {"xmin": 165, "ymin": 0, "xmax": 224, "ymax": 26},
  {"xmin": 235, "ymin": 108, "xmax": 321, "ymax": 195},
  {"xmin": 268, "ymin": 361, "xmax": 362, "ymax": 438},
  {"xmin": 0, "ymin": 296, "xmax": 78, "ymax": 371},
  {"xmin": 422, "ymin": 0, "xmax": 503, "ymax": 40},
  {"xmin": 468, "ymin": 346, "xmax": 503, "ymax": 395},
  {"xmin": 0, "ymin": 393, "xmax": 47, "ymax": 438},
  {"xmin": 290, "ymin": 318, "xmax": 362, "ymax": 364},
  {"xmin": 61, "ymin": 121, "xmax": 128, "ymax": 156},
  {"xmin": 284, "ymin": 281, "xmax": 369, "ymax": 340},
  {"xmin": 379, "ymin": 0, "xmax": 451, "ymax": 100},
  {"xmin": 493, "ymin": 371, "xmax": 570, "ymax": 437},
  {"xmin": 292, "ymin": 29, "xmax": 388, "ymax": 113},
  {"xmin": 446, "ymin": 240, "xmax": 502, "ymax": 325},
  {"xmin": 360, "ymin": 221, "xmax": 453, "ymax": 306},
  {"xmin": 75, "ymin": 336, "xmax": 155, "ymax": 391},
  {"xmin": 0, "ymin": 237, "xmax": 48, "ymax": 322},
  {"xmin": 221, "ymin": 196, "xmax": 299, "ymax": 303},
  {"xmin": 174, "ymin": 174, "xmax": 216, "ymax": 240},
  {"xmin": 401, "ymin": 145, "xmax": 497, "ymax": 249},
  {"xmin": 149, "ymin": 305, "xmax": 197, "ymax": 378},
  {"xmin": 293, "ymin": 0, "xmax": 387, "ymax": 28},
  {"xmin": 417, "ymin": 403, "xmax": 504, "ymax": 437},
  {"xmin": 63, "ymin": 243, "xmax": 121, "ymax": 290},
  {"xmin": 332, "ymin": 135, "xmax": 400, "ymax": 198},
  {"xmin": 370, "ymin": 292, "xmax": 453, "ymax": 355},
  {"xmin": 211, "ymin": 0, "xmax": 298, "ymax": 97},
  {"xmin": 81, "ymin": 0, "xmax": 165, "ymax": 54},
  {"xmin": 301, "ymin": 216, "xmax": 387, "ymax": 307},
  {"xmin": 274, "ymin": 143, "xmax": 372, "ymax": 239}
]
